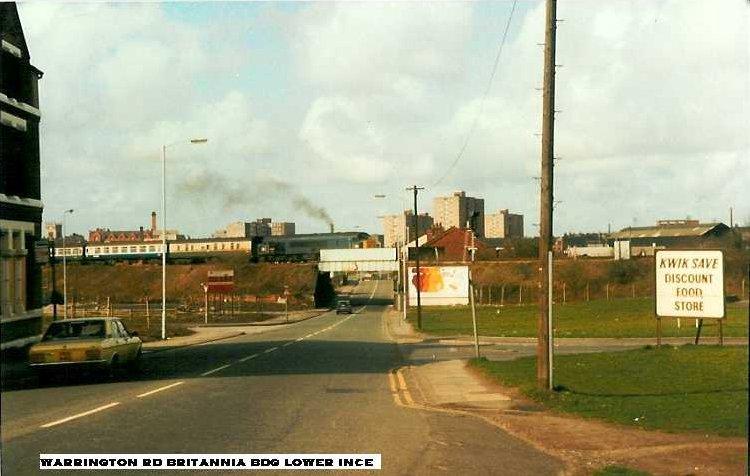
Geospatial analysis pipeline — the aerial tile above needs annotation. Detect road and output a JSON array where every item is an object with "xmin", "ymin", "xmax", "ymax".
[{"xmin": 1, "ymin": 280, "xmax": 562, "ymax": 475}]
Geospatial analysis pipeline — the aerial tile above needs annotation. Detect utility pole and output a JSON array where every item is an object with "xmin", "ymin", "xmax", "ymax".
[
  {"xmin": 537, "ymin": 0, "xmax": 557, "ymax": 391},
  {"xmin": 407, "ymin": 185, "xmax": 425, "ymax": 330}
]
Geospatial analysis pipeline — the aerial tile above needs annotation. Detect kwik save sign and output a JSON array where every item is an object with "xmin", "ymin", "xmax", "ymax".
[{"xmin": 655, "ymin": 250, "xmax": 724, "ymax": 319}]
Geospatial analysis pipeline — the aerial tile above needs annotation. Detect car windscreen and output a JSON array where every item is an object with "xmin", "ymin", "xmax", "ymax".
[{"xmin": 42, "ymin": 321, "xmax": 106, "ymax": 341}]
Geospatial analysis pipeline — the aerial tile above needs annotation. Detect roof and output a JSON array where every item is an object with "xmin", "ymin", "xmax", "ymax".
[{"xmin": 610, "ymin": 222, "xmax": 728, "ymax": 239}]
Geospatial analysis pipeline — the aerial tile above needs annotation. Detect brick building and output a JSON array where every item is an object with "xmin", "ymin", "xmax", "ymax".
[
  {"xmin": 1, "ymin": 3, "xmax": 46, "ymax": 349},
  {"xmin": 88, "ymin": 211, "xmax": 158, "ymax": 242}
]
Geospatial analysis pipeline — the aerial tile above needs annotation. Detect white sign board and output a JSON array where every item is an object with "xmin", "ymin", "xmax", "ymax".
[
  {"xmin": 655, "ymin": 250, "xmax": 724, "ymax": 318},
  {"xmin": 408, "ymin": 266, "xmax": 469, "ymax": 306}
]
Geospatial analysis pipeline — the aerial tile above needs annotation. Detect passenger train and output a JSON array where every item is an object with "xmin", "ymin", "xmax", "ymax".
[{"xmin": 53, "ymin": 232, "xmax": 371, "ymax": 263}]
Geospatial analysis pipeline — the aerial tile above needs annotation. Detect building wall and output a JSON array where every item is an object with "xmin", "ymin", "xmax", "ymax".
[
  {"xmin": 485, "ymin": 209, "xmax": 524, "ymax": 239},
  {"xmin": 432, "ymin": 191, "xmax": 485, "ymax": 237},
  {"xmin": 381, "ymin": 211, "xmax": 434, "ymax": 247},
  {"xmin": 271, "ymin": 222, "xmax": 295, "ymax": 236},
  {"xmin": 1, "ymin": 3, "xmax": 44, "ymax": 349}
]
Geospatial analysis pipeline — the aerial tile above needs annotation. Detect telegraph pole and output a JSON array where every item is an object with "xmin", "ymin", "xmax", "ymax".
[
  {"xmin": 537, "ymin": 0, "xmax": 557, "ymax": 391},
  {"xmin": 407, "ymin": 185, "xmax": 425, "ymax": 330}
]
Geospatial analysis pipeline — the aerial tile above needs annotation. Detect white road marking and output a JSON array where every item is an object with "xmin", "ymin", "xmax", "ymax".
[
  {"xmin": 136, "ymin": 381, "xmax": 184, "ymax": 398},
  {"xmin": 295, "ymin": 337, "xmax": 304, "ymax": 342},
  {"xmin": 282, "ymin": 341, "xmax": 293, "ymax": 347},
  {"xmin": 40, "ymin": 402, "xmax": 121, "ymax": 428},
  {"xmin": 201, "ymin": 364, "xmax": 232, "ymax": 376},
  {"xmin": 263, "ymin": 347, "xmax": 278, "ymax": 354},
  {"xmin": 238, "ymin": 353, "xmax": 259, "ymax": 362}
]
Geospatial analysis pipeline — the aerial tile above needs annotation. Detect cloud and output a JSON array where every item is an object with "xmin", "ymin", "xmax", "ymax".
[{"xmin": 18, "ymin": 1, "xmax": 749, "ymax": 238}]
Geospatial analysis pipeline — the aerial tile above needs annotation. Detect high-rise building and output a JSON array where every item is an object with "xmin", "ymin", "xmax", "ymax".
[
  {"xmin": 485, "ymin": 209, "xmax": 524, "ymax": 239},
  {"xmin": 271, "ymin": 222, "xmax": 295, "ymax": 236},
  {"xmin": 432, "ymin": 191, "xmax": 485, "ymax": 237},
  {"xmin": 1, "ymin": 3, "xmax": 45, "ymax": 349},
  {"xmin": 381, "ymin": 211, "xmax": 434, "ymax": 247},
  {"xmin": 45, "ymin": 222, "xmax": 62, "ymax": 240}
]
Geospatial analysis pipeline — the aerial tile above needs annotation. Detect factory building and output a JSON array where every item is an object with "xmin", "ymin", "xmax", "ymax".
[
  {"xmin": 1, "ymin": 3, "xmax": 45, "ymax": 349},
  {"xmin": 271, "ymin": 222, "xmax": 295, "ymax": 236},
  {"xmin": 485, "ymin": 209, "xmax": 524, "ymax": 239},
  {"xmin": 608, "ymin": 219, "xmax": 730, "ymax": 249},
  {"xmin": 432, "ymin": 191, "xmax": 485, "ymax": 238},
  {"xmin": 381, "ymin": 211, "xmax": 434, "ymax": 248}
]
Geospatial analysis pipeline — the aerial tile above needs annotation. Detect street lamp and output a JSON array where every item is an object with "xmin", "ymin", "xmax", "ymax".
[
  {"xmin": 161, "ymin": 138, "xmax": 208, "ymax": 340},
  {"xmin": 62, "ymin": 209, "xmax": 74, "ymax": 319}
]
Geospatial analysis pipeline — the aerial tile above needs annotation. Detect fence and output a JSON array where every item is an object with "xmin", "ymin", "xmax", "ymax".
[{"xmin": 470, "ymin": 281, "xmax": 666, "ymax": 306}]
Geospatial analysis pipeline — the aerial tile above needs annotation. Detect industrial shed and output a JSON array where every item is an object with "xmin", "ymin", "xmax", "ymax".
[{"xmin": 608, "ymin": 220, "xmax": 730, "ymax": 248}]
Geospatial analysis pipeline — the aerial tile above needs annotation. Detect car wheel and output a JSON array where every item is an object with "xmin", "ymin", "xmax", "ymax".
[
  {"xmin": 128, "ymin": 349, "xmax": 142, "ymax": 374},
  {"xmin": 37, "ymin": 369, "xmax": 53, "ymax": 386},
  {"xmin": 107, "ymin": 355, "xmax": 120, "ymax": 381}
]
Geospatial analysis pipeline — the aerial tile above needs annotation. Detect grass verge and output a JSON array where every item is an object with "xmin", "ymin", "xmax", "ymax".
[
  {"xmin": 470, "ymin": 345, "xmax": 748, "ymax": 437},
  {"xmin": 408, "ymin": 298, "xmax": 748, "ymax": 338}
]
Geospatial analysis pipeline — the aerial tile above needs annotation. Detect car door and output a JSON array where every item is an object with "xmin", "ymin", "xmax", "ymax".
[
  {"xmin": 109, "ymin": 320, "xmax": 128, "ymax": 362},
  {"xmin": 114, "ymin": 320, "xmax": 136, "ymax": 361}
]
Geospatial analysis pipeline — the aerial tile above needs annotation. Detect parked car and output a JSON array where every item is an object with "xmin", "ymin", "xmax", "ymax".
[
  {"xmin": 29, "ymin": 318, "xmax": 142, "ymax": 382},
  {"xmin": 336, "ymin": 299, "xmax": 353, "ymax": 314}
]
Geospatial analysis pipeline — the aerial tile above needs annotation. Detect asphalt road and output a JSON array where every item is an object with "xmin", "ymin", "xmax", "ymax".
[{"xmin": 1, "ymin": 280, "xmax": 562, "ymax": 475}]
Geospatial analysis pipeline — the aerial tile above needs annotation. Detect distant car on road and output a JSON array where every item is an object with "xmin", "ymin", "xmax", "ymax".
[
  {"xmin": 336, "ymin": 299, "xmax": 353, "ymax": 314},
  {"xmin": 29, "ymin": 318, "xmax": 142, "ymax": 382}
]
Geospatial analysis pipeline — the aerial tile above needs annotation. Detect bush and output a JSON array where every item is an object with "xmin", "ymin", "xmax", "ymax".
[{"xmin": 607, "ymin": 260, "xmax": 642, "ymax": 284}]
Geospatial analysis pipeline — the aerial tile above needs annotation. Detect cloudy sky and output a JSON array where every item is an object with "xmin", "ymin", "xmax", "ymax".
[{"xmin": 18, "ymin": 0, "xmax": 749, "ymax": 238}]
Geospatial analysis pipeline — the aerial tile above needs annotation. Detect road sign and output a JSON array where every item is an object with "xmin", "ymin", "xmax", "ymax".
[
  {"xmin": 655, "ymin": 250, "xmax": 724, "ymax": 319},
  {"xmin": 206, "ymin": 270, "xmax": 235, "ymax": 293}
]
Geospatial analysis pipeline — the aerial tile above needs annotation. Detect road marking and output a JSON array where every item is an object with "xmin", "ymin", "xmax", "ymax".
[
  {"xmin": 136, "ymin": 381, "xmax": 184, "ymax": 398},
  {"xmin": 282, "ymin": 341, "xmax": 293, "ymax": 347},
  {"xmin": 238, "ymin": 353, "xmax": 259, "ymax": 362},
  {"xmin": 388, "ymin": 370, "xmax": 403, "ymax": 405},
  {"xmin": 40, "ymin": 402, "xmax": 121, "ymax": 428},
  {"xmin": 396, "ymin": 369, "xmax": 415, "ymax": 405},
  {"xmin": 295, "ymin": 337, "xmax": 304, "ymax": 342},
  {"xmin": 369, "ymin": 281, "xmax": 379, "ymax": 299},
  {"xmin": 201, "ymin": 364, "xmax": 231, "ymax": 376},
  {"xmin": 263, "ymin": 347, "xmax": 278, "ymax": 354}
]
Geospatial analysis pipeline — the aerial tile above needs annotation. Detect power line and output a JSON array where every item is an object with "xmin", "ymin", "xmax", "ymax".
[{"xmin": 431, "ymin": 0, "xmax": 519, "ymax": 187}]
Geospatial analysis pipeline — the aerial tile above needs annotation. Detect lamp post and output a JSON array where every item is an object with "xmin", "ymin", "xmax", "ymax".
[
  {"xmin": 161, "ymin": 138, "xmax": 208, "ymax": 340},
  {"xmin": 62, "ymin": 209, "xmax": 74, "ymax": 319}
]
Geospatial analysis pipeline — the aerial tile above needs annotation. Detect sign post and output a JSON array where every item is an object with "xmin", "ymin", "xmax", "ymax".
[{"xmin": 655, "ymin": 250, "xmax": 725, "ymax": 346}]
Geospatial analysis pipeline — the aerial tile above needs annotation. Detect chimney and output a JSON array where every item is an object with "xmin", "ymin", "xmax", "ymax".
[
  {"xmin": 151, "ymin": 211, "xmax": 157, "ymax": 232},
  {"xmin": 330, "ymin": 223, "xmax": 334, "ymax": 234}
]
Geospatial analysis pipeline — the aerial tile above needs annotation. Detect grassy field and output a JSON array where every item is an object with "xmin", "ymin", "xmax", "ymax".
[
  {"xmin": 407, "ymin": 298, "xmax": 749, "ymax": 338},
  {"xmin": 471, "ymin": 345, "xmax": 748, "ymax": 437}
]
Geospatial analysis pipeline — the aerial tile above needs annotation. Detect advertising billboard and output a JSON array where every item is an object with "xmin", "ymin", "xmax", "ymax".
[
  {"xmin": 655, "ymin": 250, "xmax": 724, "ymax": 318},
  {"xmin": 408, "ymin": 266, "xmax": 469, "ymax": 306}
]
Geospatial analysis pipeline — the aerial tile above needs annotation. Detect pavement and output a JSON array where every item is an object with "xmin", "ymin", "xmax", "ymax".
[{"xmin": 0, "ymin": 280, "xmax": 564, "ymax": 476}]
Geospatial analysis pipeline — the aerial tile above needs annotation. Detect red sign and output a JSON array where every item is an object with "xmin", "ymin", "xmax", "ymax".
[{"xmin": 206, "ymin": 270, "xmax": 235, "ymax": 293}]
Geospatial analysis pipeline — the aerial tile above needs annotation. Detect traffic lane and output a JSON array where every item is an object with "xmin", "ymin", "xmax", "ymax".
[
  {"xmin": 1, "ymin": 301, "xmax": 393, "ymax": 472},
  {"xmin": 0, "ymin": 281, "xmax": 380, "ymax": 443},
  {"xmin": 0, "ymin": 307, "xmax": 364, "ymax": 443},
  {"xmin": 3, "ymin": 300, "xmax": 562, "ymax": 475}
]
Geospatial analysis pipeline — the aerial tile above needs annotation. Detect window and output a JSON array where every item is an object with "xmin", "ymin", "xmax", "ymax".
[
  {"xmin": 129, "ymin": 246, "xmax": 137, "ymax": 253},
  {"xmin": 103, "ymin": 247, "xmax": 110, "ymax": 253},
  {"xmin": 94, "ymin": 247, "xmax": 101, "ymax": 254},
  {"xmin": 148, "ymin": 246, "xmax": 155, "ymax": 252},
  {"xmin": 139, "ymin": 246, "xmax": 146, "ymax": 252}
]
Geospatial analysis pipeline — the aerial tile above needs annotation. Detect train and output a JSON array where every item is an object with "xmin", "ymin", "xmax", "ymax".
[{"xmin": 52, "ymin": 232, "xmax": 371, "ymax": 264}]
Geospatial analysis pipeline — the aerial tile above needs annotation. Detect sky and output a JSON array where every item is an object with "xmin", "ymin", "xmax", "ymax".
[{"xmin": 17, "ymin": 0, "xmax": 750, "ymax": 238}]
